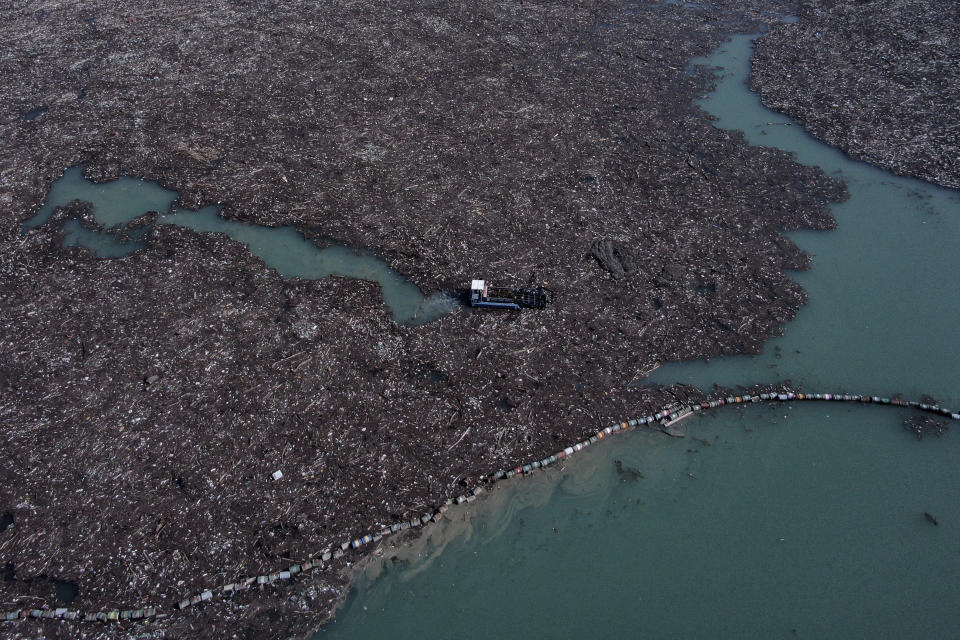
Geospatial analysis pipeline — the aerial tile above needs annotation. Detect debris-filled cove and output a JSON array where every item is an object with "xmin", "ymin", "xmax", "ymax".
[{"xmin": 22, "ymin": 167, "xmax": 459, "ymax": 326}]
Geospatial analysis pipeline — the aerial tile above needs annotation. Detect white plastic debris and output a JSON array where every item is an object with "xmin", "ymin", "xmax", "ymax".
[{"xmin": 271, "ymin": 470, "xmax": 283, "ymax": 481}]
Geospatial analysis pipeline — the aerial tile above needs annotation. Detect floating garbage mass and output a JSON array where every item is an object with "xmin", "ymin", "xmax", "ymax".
[{"xmin": 2, "ymin": 389, "xmax": 955, "ymax": 626}]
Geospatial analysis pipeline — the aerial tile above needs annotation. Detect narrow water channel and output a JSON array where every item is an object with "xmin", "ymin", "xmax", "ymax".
[
  {"xmin": 22, "ymin": 168, "xmax": 458, "ymax": 326},
  {"xmin": 650, "ymin": 34, "xmax": 960, "ymax": 400},
  {"xmin": 316, "ymin": 33, "xmax": 960, "ymax": 640}
]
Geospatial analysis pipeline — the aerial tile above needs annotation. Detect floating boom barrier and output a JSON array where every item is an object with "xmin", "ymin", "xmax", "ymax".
[{"xmin": 3, "ymin": 390, "xmax": 957, "ymax": 626}]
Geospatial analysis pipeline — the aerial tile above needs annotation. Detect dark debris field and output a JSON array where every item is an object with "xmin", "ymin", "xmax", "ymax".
[
  {"xmin": 752, "ymin": 0, "xmax": 960, "ymax": 190},
  {"xmin": 0, "ymin": 0, "xmax": 867, "ymax": 638}
]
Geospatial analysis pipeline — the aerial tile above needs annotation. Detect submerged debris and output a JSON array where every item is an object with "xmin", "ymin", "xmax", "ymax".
[
  {"xmin": 614, "ymin": 460, "xmax": 644, "ymax": 481},
  {"xmin": 903, "ymin": 415, "xmax": 949, "ymax": 441}
]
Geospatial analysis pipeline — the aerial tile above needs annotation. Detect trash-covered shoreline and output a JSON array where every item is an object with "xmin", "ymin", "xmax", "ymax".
[
  {"xmin": 0, "ymin": 1, "xmax": 869, "ymax": 638},
  {"xmin": 751, "ymin": 0, "xmax": 960, "ymax": 190}
]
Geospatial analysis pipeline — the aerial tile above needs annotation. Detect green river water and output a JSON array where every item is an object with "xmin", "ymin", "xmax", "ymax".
[{"xmin": 315, "ymin": 33, "xmax": 960, "ymax": 640}]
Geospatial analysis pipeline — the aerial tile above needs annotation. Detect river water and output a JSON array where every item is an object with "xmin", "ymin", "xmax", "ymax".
[{"xmin": 316, "ymin": 33, "xmax": 960, "ymax": 640}]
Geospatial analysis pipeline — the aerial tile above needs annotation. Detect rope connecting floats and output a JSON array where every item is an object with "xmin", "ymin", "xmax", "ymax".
[{"xmin": 3, "ymin": 391, "xmax": 957, "ymax": 626}]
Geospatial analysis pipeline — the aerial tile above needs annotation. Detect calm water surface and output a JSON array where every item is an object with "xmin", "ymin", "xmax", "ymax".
[{"xmin": 316, "ymin": 33, "xmax": 960, "ymax": 640}]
